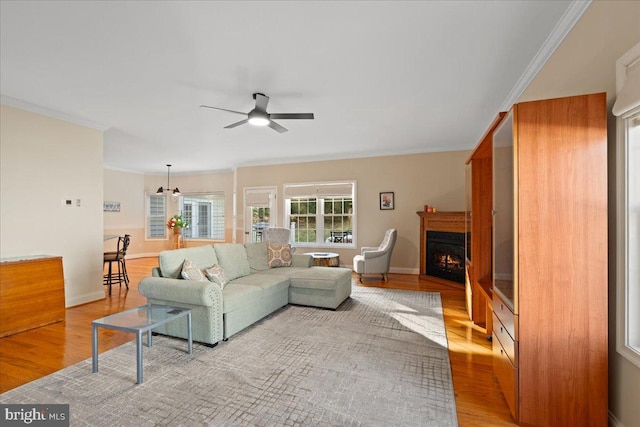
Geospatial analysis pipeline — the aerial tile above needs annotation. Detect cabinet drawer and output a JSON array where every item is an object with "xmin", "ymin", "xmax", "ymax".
[
  {"xmin": 493, "ymin": 311, "xmax": 518, "ymax": 367},
  {"xmin": 493, "ymin": 293, "xmax": 517, "ymax": 340},
  {"xmin": 493, "ymin": 333, "xmax": 518, "ymax": 420}
]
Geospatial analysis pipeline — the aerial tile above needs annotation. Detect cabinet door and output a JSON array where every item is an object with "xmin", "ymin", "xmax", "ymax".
[{"xmin": 492, "ymin": 111, "xmax": 516, "ymax": 312}]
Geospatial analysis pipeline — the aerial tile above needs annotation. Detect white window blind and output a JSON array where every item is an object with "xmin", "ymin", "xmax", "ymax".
[
  {"xmin": 146, "ymin": 194, "xmax": 166, "ymax": 239},
  {"xmin": 613, "ymin": 57, "xmax": 640, "ymax": 116},
  {"xmin": 284, "ymin": 182, "xmax": 353, "ymax": 198},
  {"xmin": 245, "ymin": 191, "xmax": 271, "ymax": 207}
]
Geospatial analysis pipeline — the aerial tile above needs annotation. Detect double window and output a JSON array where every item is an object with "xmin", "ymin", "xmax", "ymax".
[
  {"xmin": 284, "ymin": 181, "xmax": 356, "ymax": 247},
  {"xmin": 145, "ymin": 193, "xmax": 225, "ymax": 241},
  {"xmin": 181, "ymin": 194, "xmax": 225, "ymax": 240}
]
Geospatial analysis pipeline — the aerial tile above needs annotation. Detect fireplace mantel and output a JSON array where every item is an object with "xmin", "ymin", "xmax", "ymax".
[{"xmin": 417, "ymin": 211, "xmax": 465, "ymax": 285}]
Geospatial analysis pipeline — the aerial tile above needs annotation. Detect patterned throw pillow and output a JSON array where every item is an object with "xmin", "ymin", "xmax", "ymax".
[
  {"xmin": 205, "ymin": 265, "xmax": 228, "ymax": 289},
  {"xmin": 180, "ymin": 259, "xmax": 208, "ymax": 281},
  {"xmin": 267, "ymin": 242, "xmax": 292, "ymax": 268}
]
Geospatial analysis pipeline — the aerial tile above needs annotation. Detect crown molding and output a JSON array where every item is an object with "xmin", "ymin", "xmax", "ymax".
[
  {"xmin": 499, "ymin": 0, "xmax": 592, "ymax": 111},
  {"xmin": 236, "ymin": 145, "xmax": 471, "ymax": 169},
  {"xmin": 0, "ymin": 94, "xmax": 110, "ymax": 132}
]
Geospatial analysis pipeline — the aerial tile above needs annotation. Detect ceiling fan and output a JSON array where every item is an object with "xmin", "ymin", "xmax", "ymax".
[{"xmin": 200, "ymin": 93, "xmax": 314, "ymax": 133}]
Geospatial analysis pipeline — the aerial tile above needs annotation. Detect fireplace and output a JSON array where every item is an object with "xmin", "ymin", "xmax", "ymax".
[
  {"xmin": 417, "ymin": 211, "xmax": 465, "ymax": 285},
  {"xmin": 426, "ymin": 231, "xmax": 465, "ymax": 283}
]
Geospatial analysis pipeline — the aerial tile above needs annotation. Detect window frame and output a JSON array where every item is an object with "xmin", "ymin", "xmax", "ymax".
[
  {"xmin": 616, "ymin": 106, "xmax": 640, "ymax": 368},
  {"xmin": 615, "ymin": 41, "xmax": 640, "ymax": 368},
  {"xmin": 284, "ymin": 181, "xmax": 356, "ymax": 249}
]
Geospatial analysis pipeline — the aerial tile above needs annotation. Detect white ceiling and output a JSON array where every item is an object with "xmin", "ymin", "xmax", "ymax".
[{"xmin": 0, "ymin": 1, "xmax": 584, "ymax": 175}]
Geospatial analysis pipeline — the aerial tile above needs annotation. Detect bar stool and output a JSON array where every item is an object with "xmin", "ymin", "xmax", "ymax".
[{"xmin": 103, "ymin": 234, "xmax": 130, "ymax": 295}]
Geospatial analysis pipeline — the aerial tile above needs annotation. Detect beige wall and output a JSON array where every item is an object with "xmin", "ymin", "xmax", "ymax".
[
  {"xmin": 519, "ymin": 2, "xmax": 640, "ymax": 426},
  {"xmin": 104, "ymin": 168, "xmax": 235, "ymax": 255},
  {"xmin": 237, "ymin": 151, "xmax": 469, "ymax": 272},
  {"xmin": 103, "ymin": 169, "xmax": 146, "ymax": 255},
  {"xmin": 0, "ymin": 105, "xmax": 104, "ymax": 307}
]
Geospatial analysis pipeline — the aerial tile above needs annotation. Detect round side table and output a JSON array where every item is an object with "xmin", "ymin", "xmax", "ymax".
[{"xmin": 304, "ymin": 252, "xmax": 340, "ymax": 267}]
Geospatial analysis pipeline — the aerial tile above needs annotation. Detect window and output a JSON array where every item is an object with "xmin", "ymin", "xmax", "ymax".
[
  {"xmin": 146, "ymin": 194, "xmax": 166, "ymax": 239},
  {"xmin": 614, "ymin": 42, "xmax": 640, "ymax": 368},
  {"xmin": 180, "ymin": 193, "xmax": 225, "ymax": 240},
  {"xmin": 284, "ymin": 182, "xmax": 356, "ymax": 247},
  {"xmin": 290, "ymin": 198, "xmax": 317, "ymax": 244}
]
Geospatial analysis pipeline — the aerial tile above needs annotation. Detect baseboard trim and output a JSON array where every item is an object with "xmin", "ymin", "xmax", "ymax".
[
  {"xmin": 126, "ymin": 252, "xmax": 159, "ymax": 259},
  {"xmin": 131, "ymin": 254, "xmax": 419, "ymax": 275},
  {"xmin": 609, "ymin": 411, "xmax": 624, "ymax": 427},
  {"xmin": 66, "ymin": 290, "xmax": 105, "ymax": 308},
  {"xmin": 390, "ymin": 267, "xmax": 420, "ymax": 275},
  {"xmin": 337, "ymin": 265, "xmax": 419, "ymax": 275}
]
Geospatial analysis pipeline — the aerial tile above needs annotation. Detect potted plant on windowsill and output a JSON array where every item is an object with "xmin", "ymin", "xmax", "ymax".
[{"xmin": 167, "ymin": 214, "xmax": 189, "ymax": 235}]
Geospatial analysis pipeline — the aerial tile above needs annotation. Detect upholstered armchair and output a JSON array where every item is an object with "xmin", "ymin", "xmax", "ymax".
[
  {"xmin": 263, "ymin": 227, "xmax": 296, "ymax": 253},
  {"xmin": 353, "ymin": 229, "xmax": 397, "ymax": 282}
]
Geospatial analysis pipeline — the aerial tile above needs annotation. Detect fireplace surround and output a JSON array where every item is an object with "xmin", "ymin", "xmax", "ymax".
[{"xmin": 416, "ymin": 211, "xmax": 465, "ymax": 286}]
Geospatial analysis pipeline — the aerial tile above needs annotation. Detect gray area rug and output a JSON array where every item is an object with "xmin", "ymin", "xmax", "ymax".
[{"xmin": 1, "ymin": 286, "xmax": 457, "ymax": 426}]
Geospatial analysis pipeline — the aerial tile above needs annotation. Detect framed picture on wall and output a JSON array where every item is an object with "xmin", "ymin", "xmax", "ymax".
[
  {"xmin": 379, "ymin": 192, "xmax": 394, "ymax": 210},
  {"xmin": 103, "ymin": 201, "xmax": 121, "ymax": 212}
]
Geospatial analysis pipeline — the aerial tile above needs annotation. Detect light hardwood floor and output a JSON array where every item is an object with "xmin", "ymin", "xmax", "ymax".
[{"xmin": 0, "ymin": 257, "xmax": 517, "ymax": 426}]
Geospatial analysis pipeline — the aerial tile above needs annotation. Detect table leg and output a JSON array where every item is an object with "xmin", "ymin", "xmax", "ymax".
[
  {"xmin": 147, "ymin": 329, "xmax": 152, "ymax": 347},
  {"xmin": 136, "ymin": 331, "xmax": 143, "ymax": 384},
  {"xmin": 92, "ymin": 325, "xmax": 98, "ymax": 373},
  {"xmin": 187, "ymin": 312, "xmax": 193, "ymax": 355}
]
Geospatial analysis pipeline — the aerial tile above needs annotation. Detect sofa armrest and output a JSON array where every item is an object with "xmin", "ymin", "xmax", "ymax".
[
  {"xmin": 138, "ymin": 277, "xmax": 222, "ymax": 307},
  {"xmin": 292, "ymin": 253, "xmax": 313, "ymax": 268}
]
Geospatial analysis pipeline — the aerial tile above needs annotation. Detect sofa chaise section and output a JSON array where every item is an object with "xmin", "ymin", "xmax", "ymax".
[{"xmin": 258, "ymin": 267, "xmax": 352, "ymax": 309}]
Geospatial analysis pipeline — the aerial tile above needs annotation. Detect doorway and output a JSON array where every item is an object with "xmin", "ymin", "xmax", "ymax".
[{"xmin": 243, "ymin": 187, "xmax": 277, "ymax": 243}]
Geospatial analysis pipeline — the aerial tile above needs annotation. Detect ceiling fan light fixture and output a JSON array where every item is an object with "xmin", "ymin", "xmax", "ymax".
[
  {"xmin": 201, "ymin": 93, "xmax": 313, "ymax": 133},
  {"xmin": 248, "ymin": 117, "xmax": 269, "ymax": 126},
  {"xmin": 248, "ymin": 109, "xmax": 269, "ymax": 126}
]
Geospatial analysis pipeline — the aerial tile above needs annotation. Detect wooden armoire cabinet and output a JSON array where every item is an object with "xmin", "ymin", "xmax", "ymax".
[
  {"xmin": 465, "ymin": 113, "xmax": 505, "ymax": 332},
  {"xmin": 468, "ymin": 93, "xmax": 608, "ymax": 426}
]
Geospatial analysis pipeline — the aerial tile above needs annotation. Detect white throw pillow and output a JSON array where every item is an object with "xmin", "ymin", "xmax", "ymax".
[
  {"xmin": 205, "ymin": 265, "xmax": 228, "ymax": 289},
  {"xmin": 180, "ymin": 259, "xmax": 208, "ymax": 281}
]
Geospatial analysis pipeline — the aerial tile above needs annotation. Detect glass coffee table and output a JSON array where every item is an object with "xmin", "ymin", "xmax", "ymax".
[{"xmin": 92, "ymin": 304, "xmax": 192, "ymax": 384}]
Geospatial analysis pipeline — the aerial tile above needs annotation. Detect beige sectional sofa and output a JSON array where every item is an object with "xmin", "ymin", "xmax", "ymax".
[{"xmin": 138, "ymin": 242, "xmax": 352, "ymax": 346}]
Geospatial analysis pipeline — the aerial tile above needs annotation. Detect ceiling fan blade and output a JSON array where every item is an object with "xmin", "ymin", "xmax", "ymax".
[
  {"xmin": 268, "ymin": 120, "xmax": 288, "ymax": 133},
  {"xmin": 224, "ymin": 119, "xmax": 249, "ymax": 129},
  {"xmin": 269, "ymin": 113, "xmax": 314, "ymax": 120},
  {"xmin": 200, "ymin": 105, "xmax": 247, "ymax": 116},
  {"xmin": 254, "ymin": 93, "xmax": 270, "ymax": 112}
]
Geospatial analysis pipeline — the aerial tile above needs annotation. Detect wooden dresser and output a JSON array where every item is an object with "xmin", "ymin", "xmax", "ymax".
[
  {"xmin": 467, "ymin": 93, "xmax": 608, "ymax": 426},
  {"xmin": 0, "ymin": 255, "xmax": 65, "ymax": 337}
]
